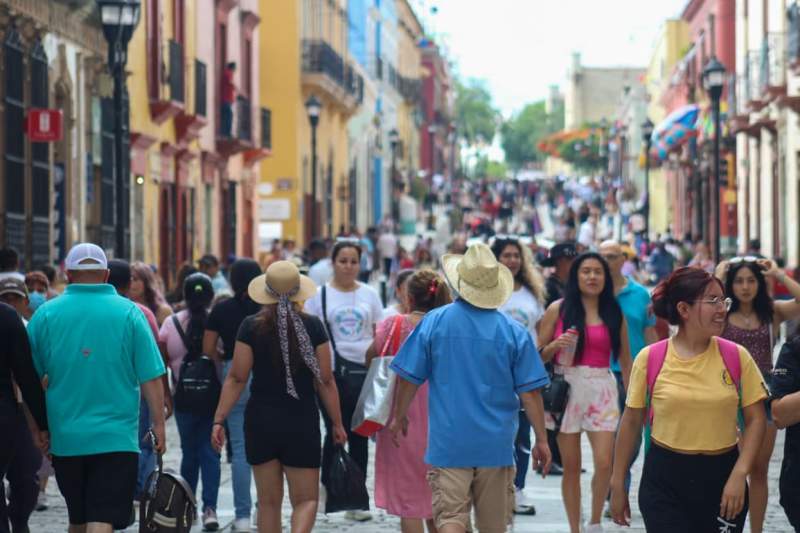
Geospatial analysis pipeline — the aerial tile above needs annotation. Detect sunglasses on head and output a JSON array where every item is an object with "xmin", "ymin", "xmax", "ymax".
[
  {"xmin": 728, "ymin": 256, "xmax": 759, "ymax": 265},
  {"xmin": 493, "ymin": 234, "xmax": 521, "ymax": 243},
  {"xmin": 335, "ymin": 237, "xmax": 361, "ymax": 244}
]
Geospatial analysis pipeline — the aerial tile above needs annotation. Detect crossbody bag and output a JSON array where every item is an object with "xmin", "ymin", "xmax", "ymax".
[{"xmin": 321, "ymin": 285, "xmax": 368, "ymax": 392}]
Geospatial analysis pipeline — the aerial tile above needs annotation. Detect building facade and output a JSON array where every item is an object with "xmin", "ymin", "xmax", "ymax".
[{"xmin": 0, "ymin": 0, "xmax": 108, "ymax": 269}]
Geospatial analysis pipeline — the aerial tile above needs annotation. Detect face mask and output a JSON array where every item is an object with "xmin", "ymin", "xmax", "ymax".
[{"xmin": 29, "ymin": 291, "xmax": 46, "ymax": 311}]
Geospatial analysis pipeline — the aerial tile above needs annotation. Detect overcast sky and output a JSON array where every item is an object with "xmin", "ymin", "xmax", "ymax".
[{"xmin": 423, "ymin": 0, "xmax": 688, "ymax": 117}]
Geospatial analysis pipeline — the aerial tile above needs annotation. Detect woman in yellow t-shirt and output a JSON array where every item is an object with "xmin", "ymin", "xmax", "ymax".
[{"xmin": 609, "ymin": 267, "xmax": 767, "ymax": 533}]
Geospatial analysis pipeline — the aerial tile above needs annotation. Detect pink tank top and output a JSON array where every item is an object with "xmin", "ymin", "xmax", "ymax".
[{"xmin": 554, "ymin": 319, "xmax": 613, "ymax": 368}]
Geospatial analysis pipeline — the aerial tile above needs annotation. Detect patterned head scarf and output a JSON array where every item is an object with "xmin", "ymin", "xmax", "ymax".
[{"xmin": 265, "ymin": 283, "xmax": 321, "ymax": 399}]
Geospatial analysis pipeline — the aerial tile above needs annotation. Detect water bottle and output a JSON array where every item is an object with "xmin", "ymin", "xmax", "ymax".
[{"xmin": 558, "ymin": 327, "xmax": 580, "ymax": 367}]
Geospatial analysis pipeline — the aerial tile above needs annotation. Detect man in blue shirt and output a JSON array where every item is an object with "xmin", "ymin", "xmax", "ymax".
[
  {"xmin": 390, "ymin": 243, "xmax": 551, "ymax": 533},
  {"xmin": 599, "ymin": 240, "xmax": 658, "ymax": 496},
  {"xmin": 28, "ymin": 243, "xmax": 166, "ymax": 533}
]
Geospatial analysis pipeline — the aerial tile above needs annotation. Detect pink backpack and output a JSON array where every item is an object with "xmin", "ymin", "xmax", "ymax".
[{"xmin": 643, "ymin": 336, "xmax": 742, "ymax": 453}]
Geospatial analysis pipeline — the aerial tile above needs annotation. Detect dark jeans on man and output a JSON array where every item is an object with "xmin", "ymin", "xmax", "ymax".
[
  {"xmin": 613, "ymin": 370, "xmax": 640, "ymax": 494},
  {"xmin": 0, "ymin": 401, "xmax": 42, "ymax": 533},
  {"xmin": 220, "ymin": 102, "xmax": 233, "ymax": 137},
  {"xmin": 320, "ymin": 374, "xmax": 368, "ymax": 491},
  {"xmin": 382, "ymin": 258, "xmax": 393, "ymax": 278},
  {"xmin": 514, "ymin": 411, "xmax": 531, "ymax": 489}
]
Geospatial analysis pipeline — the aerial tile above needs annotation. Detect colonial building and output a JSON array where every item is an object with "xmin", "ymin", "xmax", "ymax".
[
  {"xmin": 0, "ymin": 0, "xmax": 108, "ymax": 269},
  {"xmin": 127, "ymin": 0, "xmax": 267, "ymax": 285}
]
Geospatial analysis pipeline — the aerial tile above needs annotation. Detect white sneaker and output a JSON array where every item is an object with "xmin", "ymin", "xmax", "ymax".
[
  {"xmin": 231, "ymin": 517, "xmax": 251, "ymax": 532},
  {"xmin": 514, "ymin": 488, "xmax": 536, "ymax": 515},
  {"xmin": 584, "ymin": 523, "xmax": 604, "ymax": 533},
  {"xmin": 344, "ymin": 510, "xmax": 373, "ymax": 522},
  {"xmin": 35, "ymin": 492, "xmax": 49, "ymax": 511},
  {"xmin": 202, "ymin": 508, "xmax": 219, "ymax": 531}
]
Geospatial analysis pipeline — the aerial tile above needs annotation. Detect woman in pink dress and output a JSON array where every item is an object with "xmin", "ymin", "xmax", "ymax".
[{"xmin": 366, "ymin": 269, "xmax": 451, "ymax": 533}]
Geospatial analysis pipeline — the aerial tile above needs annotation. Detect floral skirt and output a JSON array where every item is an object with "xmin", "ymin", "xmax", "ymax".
[{"xmin": 545, "ymin": 365, "xmax": 619, "ymax": 434}]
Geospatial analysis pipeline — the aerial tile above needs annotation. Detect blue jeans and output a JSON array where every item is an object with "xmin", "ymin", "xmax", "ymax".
[
  {"xmin": 137, "ymin": 397, "xmax": 156, "ymax": 497},
  {"xmin": 174, "ymin": 409, "xmax": 221, "ymax": 511},
  {"xmin": 223, "ymin": 360, "xmax": 252, "ymax": 519},
  {"xmin": 514, "ymin": 410, "xmax": 531, "ymax": 490},
  {"xmin": 613, "ymin": 370, "xmax": 640, "ymax": 494}
]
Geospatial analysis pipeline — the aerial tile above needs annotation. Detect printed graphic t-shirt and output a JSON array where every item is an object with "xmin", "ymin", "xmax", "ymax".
[
  {"xmin": 304, "ymin": 283, "xmax": 383, "ymax": 366},
  {"xmin": 499, "ymin": 286, "xmax": 544, "ymax": 345},
  {"xmin": 627, "ymin": 338, "xmax": 767, "ymax": 452}
]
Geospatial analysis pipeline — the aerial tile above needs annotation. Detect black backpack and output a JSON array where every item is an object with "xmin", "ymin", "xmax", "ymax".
[
  {"xmin": 171, "ymin": 315, "xmax": 221, "ymax": 416},
  {"xmin": 140, "ymin": 431, "xmax": 196, "ymax": 532}
]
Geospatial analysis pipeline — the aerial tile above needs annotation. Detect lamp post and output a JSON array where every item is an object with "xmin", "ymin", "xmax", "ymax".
[
  {"xmin": 703, "ymin": 56, "xmax": 726, "ymax": 262},
  {"xmin": 641, "ymin": 117, "xmax": 654, "ymax": 239},
  {"xmin": 426, "ymin": 123, "xmax": 437, "ymax": 230},
  {"xmin": 98, "ymin": 0, "xmax": 141, "ymax": 259},
  {"xmin": 305, "ymin": 95, "xmax": 321, "ymax": 238},
  {"xmin": 388, "ymin": 128, "xmax": 400, "ymax": 228}
]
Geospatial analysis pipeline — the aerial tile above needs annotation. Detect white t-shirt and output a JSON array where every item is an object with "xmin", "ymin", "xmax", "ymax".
[
  {"xmin": 308, "ymin": 258, "xmax": 334, "ymax": 287},
  {"xmin": 499, "ymin": 286, "xmax": 544, "ymax": 345},
  {"xmin": 304, "ymin": 282, "xmax": 383, "ymax": 365},
  {"xmin": 377, "ymin": 233, "xmax": 398, "ymax": 260}
]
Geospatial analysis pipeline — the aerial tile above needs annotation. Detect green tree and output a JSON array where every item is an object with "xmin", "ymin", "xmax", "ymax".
[
  {"xmin": 501, "ymin": 100, "xmax": 565, "ymax": 170},
  {"xmin": 455, "ymin": 79, "xmax": 498, "ymax": 145}
]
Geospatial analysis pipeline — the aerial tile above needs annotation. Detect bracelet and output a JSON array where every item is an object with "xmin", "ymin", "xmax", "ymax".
[{"xmin": 213, "ymin": 421, "xmax": 225, "ymax": 427}]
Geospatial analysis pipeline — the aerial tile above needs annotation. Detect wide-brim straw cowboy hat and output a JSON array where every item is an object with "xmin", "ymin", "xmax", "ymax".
[
  {"xmin": 441, "ymin": 242, "xmax": 514, "ymax": 310},
  {"xmin": 248, "ymin": 260, "xmax": 317, "ymax": 305}
]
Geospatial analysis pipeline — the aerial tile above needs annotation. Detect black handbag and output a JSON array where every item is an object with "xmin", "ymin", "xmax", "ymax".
[
  {"xmin": 140, "ymin": 430, "xmax": 196, "ymax": 532},
  {"xmin": 541, "ymin": 364, "xmax": 570, "ymax": 431}
]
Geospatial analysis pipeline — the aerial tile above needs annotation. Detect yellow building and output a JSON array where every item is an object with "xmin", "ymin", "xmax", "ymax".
[
  {"xmin": 128, "ymin": 0, "xmax": 266, "ymax": 284},
  {"xmin": 257, "ymin": 0, "xmax": 362, "ymax": 248},
  {"xmin": 644, "ymin": 19, "xmax": 689, "ymax": 236},
  {"xmin": 395, "ymin": 0, "xmax": 424, "ymax": 189}
]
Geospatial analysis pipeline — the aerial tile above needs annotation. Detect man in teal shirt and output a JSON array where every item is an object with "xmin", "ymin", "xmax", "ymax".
[
  {"xmin": 27, "ymin": 243, "xmax": 166, "ymax": 533},
  {"xmin": 600, "ymin": 240, "xmax": 658, "ymax": 497}
]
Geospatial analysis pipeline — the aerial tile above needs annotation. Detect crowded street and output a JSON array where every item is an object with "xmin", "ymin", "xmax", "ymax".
[{"xmin": 6, "ymin": 1, "xmax": 800, "ymax": 533}]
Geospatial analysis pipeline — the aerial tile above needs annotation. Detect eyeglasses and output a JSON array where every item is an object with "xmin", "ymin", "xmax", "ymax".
[{"xmin": 695, "ymin": 296, "xmax": 733, "ymax": 311}]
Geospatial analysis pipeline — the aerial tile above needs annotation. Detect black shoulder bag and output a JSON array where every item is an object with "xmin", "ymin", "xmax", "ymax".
[
  {"xmin": 321, "ymin": 285, "xmax": 368, "ymax": 393},
  {"xmin": 140, "ymin": 430, "xmax": 196, "ymax": 532},
  {"xmin": 171, "ymin": 315, "xmax": 221, "ymax": 417},
  {"xmin": 541, "ymin": 363, "xmax": 570, "ymax": 432}
]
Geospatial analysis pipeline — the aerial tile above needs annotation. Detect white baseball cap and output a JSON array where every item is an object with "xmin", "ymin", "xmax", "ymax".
[{"xmin": 65, "ymin": 243, "xmax": 108, "ymax": 271}]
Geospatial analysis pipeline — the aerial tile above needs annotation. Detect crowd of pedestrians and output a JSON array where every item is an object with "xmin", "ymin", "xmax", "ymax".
[{"xmin": 3, "ymin": 177, "xmax": 800, "ymax": 533}]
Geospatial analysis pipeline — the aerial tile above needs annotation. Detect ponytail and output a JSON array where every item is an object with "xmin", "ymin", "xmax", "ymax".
[{"xmin": 406, "ymin": 269, "xmax": 452, "ymax": 312}]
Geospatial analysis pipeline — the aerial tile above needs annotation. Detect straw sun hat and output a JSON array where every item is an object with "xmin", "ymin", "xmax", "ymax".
[
  {"xmin": 248, "ymin": 260, "xmax": 317, "ymax": 304},
  {"xmin": 441, "ymin": 242, "xmax": 514, "ymax": 310}
]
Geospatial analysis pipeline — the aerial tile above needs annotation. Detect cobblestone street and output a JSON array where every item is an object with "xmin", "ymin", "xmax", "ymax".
[{"xmin": 27, "ymin": 418, "xmax": 792, "ymax": 532}]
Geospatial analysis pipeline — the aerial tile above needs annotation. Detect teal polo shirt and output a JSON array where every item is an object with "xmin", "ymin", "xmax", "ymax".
[
  {"xmin": 28, "ymin": 283, "xmax": 165, "ymax": 456},
  {"xmin": 611, "ymin": 277, "xmax": 656, "ymax": 372}
]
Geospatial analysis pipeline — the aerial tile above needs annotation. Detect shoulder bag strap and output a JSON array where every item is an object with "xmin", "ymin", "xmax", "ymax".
[
  {"xmin": 379, "ymin": 315, "xmax": 404, "ymax": 357},
  {"xmin": 715, "ymin": 336, "xmax": 742, "ymax": 391},
  {"xmin": 172, "ymin": 314, "xmax": 189, "ymax": 352},
  {"xmin": 321, "ymin": 285, "xmax": 343, "ymax": 371}
]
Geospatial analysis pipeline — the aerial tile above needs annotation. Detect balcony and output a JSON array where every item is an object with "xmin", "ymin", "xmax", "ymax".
[
  {"xmin": 218, "ymin": 96, "xmax": 254, "ymax": 159},
  {"xmin": 150, "ymin": 40, "xmax": 185, "ymax": 124},
  {"xmin": 301, "ymin": 39, "xmax": 362, "ymax": 113},
  {"xmin": 398, "ymin": 75, "xmax": 421, "ymax": 104},
  {"xmin": 760, "ymin": 33, "xmax": 787, "ymax": 100},
  {"xmin": 745, "ymin": 51, "xmax": 767, "ymax": 112},
  {"xmin": 175, "ymin": 59, "xmax": 208, "ymax": 145},
  {"xmin": 244, "ymin": 107, "xmax": 272, "ymax": 167}
]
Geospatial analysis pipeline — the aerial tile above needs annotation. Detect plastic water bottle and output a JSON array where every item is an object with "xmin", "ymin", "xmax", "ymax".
[{"xmin": 558, "ymin": 327, "xmax": 580, "ymax": 367}]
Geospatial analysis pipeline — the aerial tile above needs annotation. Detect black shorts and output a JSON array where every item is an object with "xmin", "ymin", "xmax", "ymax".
[
  {"xmin": 638, "ymin": 443, "xmax": 747, "ymax": 533},
  {"xmin": 52, "ymin": 452, "xmax": 138, "ymax": 528},
  {"xmin": 244, "ymin": 401, "xmax": 321, "ymax": 468}
]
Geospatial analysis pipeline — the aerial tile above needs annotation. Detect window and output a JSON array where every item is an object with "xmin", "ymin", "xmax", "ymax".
[{"xmin": 147, "ymin": 0, "xmax": 161, "ymax": 100}]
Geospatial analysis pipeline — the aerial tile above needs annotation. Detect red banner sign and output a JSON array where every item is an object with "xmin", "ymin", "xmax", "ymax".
[{"xmin": 26, "ymin": 108, "xmax": 63, "ymax": 142}]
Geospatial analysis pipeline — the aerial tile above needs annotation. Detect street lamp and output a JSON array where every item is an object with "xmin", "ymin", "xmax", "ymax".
[
  {"xmin": 98, "ymin": 0, "xmax": 141, "ymax": 259},
  {"xmin": 388, "ymin": 128, "xmax": 400, "ymax": 228},
  {"xmin": 703, "ymin": 56, "xmax": 726, "ymax": 262},
  {"xmin": 305, "ymin": 95, "xmax": 321, "ymax": 238},
  {"xmin": 641, "ymin": 117, "xmax": 654, "ymax": 239}
]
